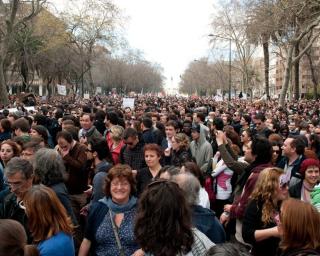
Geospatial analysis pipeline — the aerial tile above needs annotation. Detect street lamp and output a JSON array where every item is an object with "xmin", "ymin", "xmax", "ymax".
[{"xmin": 208, "ymin": 34, "xmax": 232, "ymax": 101}]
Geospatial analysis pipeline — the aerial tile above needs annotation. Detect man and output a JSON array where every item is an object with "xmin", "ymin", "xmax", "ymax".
[
  {"xmin": 12, "ymin": 118, "xmax": 31, "ymax": 143},
  {"xmin": 164, "ymin": 120, "xmax": 178, "ymax": 149},
  {"xmin": 278, "ymin": 136, "xmax": 306, "ymax": 187},
  {"xmin": 252, "ymin": 113, "xmax": 272, "ymax": 138},
  {"xmin": 173, "ymin": 172, "xmax": 226, "ymax": 244},
  {"xmin": 231, "ymin": 112, "xmax": 242, "ymax": 134},
  {"xmin": 141, "ymin": 117, "xmax": 164, "ymax": 146},
  {"xmin": 20, "ymin": 139, "xmax": 44, "ymax": 162},
  {"xmin": 104, "ymin": 111, "xmax": 119, "ymax": 146},
  {"xmin": 119, "ymin": 128, "xmax": 146, "ymax": 170},
  {"xmin": 78, "ymin": 113, "xmax": 101, "ymax": 145},
  {"xmin": 194, "ymin": 112, "xmax": 210, "ymax": 138},
  {"xmin": 0, "ymin": 157, "xmax": 33, "ymax": 241},
  {"xmin": 190, "ymin": 124, "xmax": 213, "ymax": 172}
]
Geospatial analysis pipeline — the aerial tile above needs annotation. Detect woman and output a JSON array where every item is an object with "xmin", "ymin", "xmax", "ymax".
[
  {"xmin": 279, "ymin": 198, "xmax": 320, "ymax": 256},
  {"xmin": 136, "ymin": 144, "xmax": 163, "ymax": 195},
  {"xmin": 33, "ymin": 148, "xmax": 77, "ymax": 225},
  {"xmin": 271, "ymin": 141, "xmax": 283, "ymax": 166},
  {"xmin": 79, "ymin": 164, "xmax": 141, "ymax": 256},
  {"xmin": 108, "ymin": 125, "xmax": 125, "ymax": 165},
  {"xmin": 289, "ymin": 158, "xmax": 320, "ymax": 203},
  {"xmin": 24, "ymin": 185, "xmax": 75, "ymax": 256},
  {"xmin": 0, "ymin": 139, "xmax": 20, "ymax": 167},
  {"xmin": 164, "ymin": 133, "xmax": 193, "ymax": 167},
  {"xmin": 135, "ymin": 179, "xmax": 214, "ymax": 256},
  {"xmin": 240, "ymin": 129, "xmax": 252, "ymax": 154},
  {"xmin": 242, "ymin": 167, "xmax": 289, "ymax": 256},
  {"xmin": 30, "ymin": 125, "xmax": 50, "ymax": 147},
  {"xmin": 0, "ymin": 219, "xmax": 39, "ymax": 256}
]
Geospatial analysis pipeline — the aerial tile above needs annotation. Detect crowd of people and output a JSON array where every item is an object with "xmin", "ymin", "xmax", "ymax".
[{"xmin": 0, "ymin": 94, "xmax": 319, "ymax": 256}]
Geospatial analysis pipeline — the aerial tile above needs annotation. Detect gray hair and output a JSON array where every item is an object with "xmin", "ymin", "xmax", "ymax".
[
  {"xmin": 173, "ymin": 172, "xmax": 200, "ymax": 205},
  {"xmin": 33, "ymin": 148, "xmax": 67, "ymax": 186},
  {"xmin": 5, "ymin": 157, "xmax": 33, "ymax": 180}
]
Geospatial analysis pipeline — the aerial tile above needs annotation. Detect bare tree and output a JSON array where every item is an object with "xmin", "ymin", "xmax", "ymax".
[{"xmin": 0, "ymin": 0, "xmax": 46, "ymax": 104}]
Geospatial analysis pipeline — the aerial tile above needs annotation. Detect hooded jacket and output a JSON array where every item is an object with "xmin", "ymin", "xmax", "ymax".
[{"xmin": 190, "ymin": 126, "xmax": 213, "ymax": 172}]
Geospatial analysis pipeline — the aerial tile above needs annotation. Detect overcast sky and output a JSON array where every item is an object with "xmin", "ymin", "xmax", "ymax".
[{"xmin": 50, "ymin": 0, "xmax": 216, "ymax": 89}]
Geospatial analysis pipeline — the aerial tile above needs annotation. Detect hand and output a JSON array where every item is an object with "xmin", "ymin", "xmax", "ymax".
[
  {"xmin": 164, "ymin": 148, "xmax": 171, "ymax": 157},
  {"xmin": 220, "ymin": 212, "xmax": 230, "ymax": 226},
  {"xmin": 84, "ymin": 185, "xmax": 93, "ymax": 197},
  {"xmin": 224, "ymin": 204, "xmax": 232, "ymax": 212},
  {"xmin": 80, "ymin": 204, "xmax": 89, "ymax": 217},
  {"xmin": 132, "ymin": 249, "xmax": 144, "ymax": 256},
  {"xmin": 132, "ymin": 170, "xmax": 137, "ymax": 177},
  {"xmin": 60, "ymin": 148, "xmax": 69, "ymax": 157},
  {"xmin": 216, "ymin": 131, "xmax": 225, "ymax": 145}
]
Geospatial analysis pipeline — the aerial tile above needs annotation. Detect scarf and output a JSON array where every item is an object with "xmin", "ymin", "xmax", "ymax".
[
  {"xmin": 99, "ymin": 196, "xmax": 137, "ymax": 213},
  {"xmin": 301, "ymin": 180, "xmax": 313, "ymax": 203}
]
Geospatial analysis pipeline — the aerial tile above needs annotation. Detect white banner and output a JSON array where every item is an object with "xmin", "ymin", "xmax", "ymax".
[
  {"xmin": 57, "ymin": 84, "xmax": 67, "ymax": 96},
  {"xmin": 96, "ymin": 87, "xmax": 102, "ymax": 94},
  {"xmin": 122, "ymin": 98, "xmax": 135, "ymax": 109}
]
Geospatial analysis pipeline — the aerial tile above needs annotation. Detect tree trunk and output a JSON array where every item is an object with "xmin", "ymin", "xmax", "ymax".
[
  {"xmin": 280, "ymin": 45, "xmax": 295, "ymax": 107},
  {"xmin": 21, "ymin": 57, "xmax": 29, "ymax": 92},
  {"xmin": 306, "ymin": 51, "xmax": 319, "ymax": 99},
  {"xmin": 294, "ymin": 44, "xmax": 300, "ymax": 100},
  {"xmin": 0, "ymin": 57, "xmax": 9, "ymax": 105},
  {"xmin": 263, "ymin": 41, "xmax": 270, "ymax": 97}
]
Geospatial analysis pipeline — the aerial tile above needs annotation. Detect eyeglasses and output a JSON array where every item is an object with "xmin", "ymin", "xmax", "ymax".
[
  {"xmin": 111, "ymin": 181, "xmax": 130, "ymax": 187},
  {"xmin": 125, "ymin": 141, "xmax": 134, "ymax": 146}
]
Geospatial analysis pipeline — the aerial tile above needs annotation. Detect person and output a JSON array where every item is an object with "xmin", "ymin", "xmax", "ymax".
[
  {"xmin": 24, "ymin": 185, "xmax": 75, "ymax": 256},
  {"xmin": 0, "ymin": 219, "xmax": 39, "ymax": 256},
  {"xmin": 190, "ymin": 124, "xmax": 213, "ymax": 172},
  {"xmin": 136, "ymin": 144, "xmax": 163, "ymax": 195},
  {"xmin": 279, "ymin": 198, "xmax": 320, "ymax": 256},
  {"xmin": 240, "ymin": 129, "xmax": 252, "ymax": 154},
  {"xmin": 164, "ymin": 133, "xmax": 193, "ymax": 167},
  {"xmin": 56, "ymin": 130, "xmax": 88, "ymax": 223},
  {"xmin": 141, "ymin": 117, "xmax": 164, "ymax": 146},
  {"xmin": 120, "ymin": 128, "xmax": 146, "ymax": 171},
  {"xmin": 181, "ymin": 161, "xmax": 210, "ymax": 209},
  {"xmin": 33, "ymin": 148, "xmax": 77, "ymax": 225},
  {"xmin": 252, "ymin": 113, "xmax": 272, "ymax": 138},
  {"xmin": 270, "ymin": 141, "xmax": 283, "ymax": 166},
  {"xmin": 0, "ymin": 118, "xmax": 12, "ymax": 142},
  {"xmin": 108, "ymin": 125, "xmax": 125, "ymax": 164},
  {"xmin": 78, "ymin": 113, "xmax": 102, "ymax": 145},
  {"xmin": 205, "ymin": 243, "xmax": 250, "ymax": 256},
  {"xmin": 289, "ymin": 158, "xmax": 320, "ymax": 203},
  {"xmin": 156, "ymin": 165, "xmax": 181, "ymax": 180},
  {"xmin": 30, "ymin": 125, "xmax": 52, "ymax": 148},
  {"xmin": 242, "ymin": 167, "xmax": 289, "ymax": 256},
  {"xmin": 20, "ymin": 138, "xmax": 44, "ymax": 162},
  {"xmin": 87, "ymin": 139, "xmax": 113, "ymax": 203},
  {"xmin": 164, "ymin": 120, "xmax": 178, "ymax": 149},
  {"xmin": 134, "ymin": 179, "xmax": 214, "ymax": 256},
  {"xmin": 0, "ymin": 140, "xmax": 21, "ymax": 167},
  {"xmin": 278, "ymin": 136, "xmax": 306, "ymax": 187},
  {"xmin": 0, "ymin": 157, "xmax": 34, "ymax": 241},
  {"xmin": 79, "ymin": 164, "xmax": 141, "ymax": 256},
  {"xmin": 173, "ymin": 172, "xmax": 226, "ymax": 244},
  {"xmin": 12, "ymin": 118, "xmax": 31, "ymax": 144}
]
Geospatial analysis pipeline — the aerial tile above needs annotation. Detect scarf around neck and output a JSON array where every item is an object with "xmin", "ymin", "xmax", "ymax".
[{"xmin": 99, "ymin": 196, "xmax": 137, "ymax": 213}]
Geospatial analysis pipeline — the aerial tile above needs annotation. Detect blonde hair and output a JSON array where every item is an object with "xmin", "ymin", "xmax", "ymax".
[
  {"xmin": 250, "ymin": 167, "xmax": 283, "ymax": 225},
  {"xmin": 174, "ymin": 133, "xmax": 190, "ymax": 150},
  {"xmin": 110, "ymin": 125, "xmax": 124, "ymax": 142}
]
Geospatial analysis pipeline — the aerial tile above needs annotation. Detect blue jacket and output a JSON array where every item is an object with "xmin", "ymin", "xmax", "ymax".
[
  {"xmin": 277, "ymin": 155, "xmax": 305, "ymax": 180},
  {"xmin": 191, "ymin": 205, "xmax": 226, "ymax": 244}
]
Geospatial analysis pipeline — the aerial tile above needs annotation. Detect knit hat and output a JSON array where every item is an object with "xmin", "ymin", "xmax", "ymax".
[
  {"xmin": 300, "ymin": 158, "xmax": 320, "ymax": 176},
  {"xmin": 191, "ymin": 124, "xmax": 201, "ymax": 133}
]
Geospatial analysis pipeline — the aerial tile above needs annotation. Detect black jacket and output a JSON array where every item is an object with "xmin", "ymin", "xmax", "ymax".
[
  {"xmin": 165, "ymin": 148, "xmax": 193, "ymax": 167},
  {"xmin": 0, "ymin": 193, "xmax": 31, "ymax": 242},
  {"xmin": 289, "ymin": 180, "xmax": 303, "ymax": 199}
]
